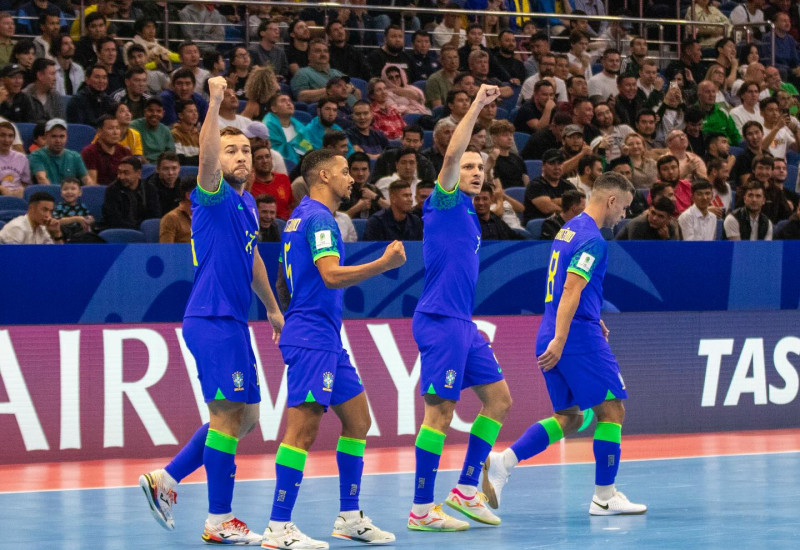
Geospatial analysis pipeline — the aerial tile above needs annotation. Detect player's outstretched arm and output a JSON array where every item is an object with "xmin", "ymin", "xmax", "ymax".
[
  {"xmin": 538, "ymin": 272, "xmax": 588, "ymax": 371},
  {"xmin": 316, "ymin": 240, "xmax": 406, "ymax": 289},
  {"xmin": 438, "ymin": 84, "xmax": 501, "ymax": 192},
  {"xmin": 197, "ymin": 76, "xmax": 226, "ymax": 193},
  {"xmin": 252, "ymin": 246, "xmax": 284, "ymax": 344}
]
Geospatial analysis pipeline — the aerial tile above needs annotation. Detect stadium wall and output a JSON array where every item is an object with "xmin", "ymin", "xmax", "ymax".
[{"xmin": 2, "ymin": 312, "xmax": 800, "ymax": 464}]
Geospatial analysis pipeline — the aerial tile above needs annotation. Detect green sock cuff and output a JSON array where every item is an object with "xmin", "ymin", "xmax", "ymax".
[
  {"xmin": 415, "ymin": 425, "xmax": 446, "ymax": 455},
  {"xmin": 539, "ymin": 417, "xmax": 565, "ymax": 445},
  {"xmin": 471, "ymin": 414, "xmax": 502, "ymax": 445},
  {"xmin": 336, "ymin": 436, "xmax": 366, "ymax": 457},
  {"xmin": 276, "ymin": 443, "xmax": 308, "ymax": 471},
  {"xmin": 594, "ymin": 422, "xmax": 622, "ymax": 444},
  {"xmin": 205, "ymin": 429, "xmax": 238, "ymax": 455}
]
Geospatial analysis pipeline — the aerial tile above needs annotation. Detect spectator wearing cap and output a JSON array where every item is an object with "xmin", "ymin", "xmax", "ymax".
[
  {"xmin": 263, "ymin": 93, "xmax": 313, "ymax": 165},
  {"xmin": 159, "ymin": 178, "xmax": 195, "ymax": 244},
  {"xmin": 559, "ymin": 123, "xmax": 594, "ymax": 176},
  {"xmin": 472, "ymin": 183, "xmax": 523, "ymax": 240},
  {"xmin": 523, "ymin": 148, "xmax": 577, "ymax": 222},
  {"xmin": 170, "ymin": 99, "xmax": 200, "ymax": 166},
  {"xmin": 0, "ymin": 12, "xmax": 15, "ymax": 67},
  {"xmin": 160, "ymin": 68, "xmax": 208, "ymax": 127},
  {"xmin": 724, "ymin": 180, "xmax": 773, "ymax": 240},
  {"xmin": 242, "ymin": 122, "xmax": 288, "ymax": 175},
  {"xmin": 488, "ymin": 120, "xmax": 528, "ymax": 189},
  {"xmin": 0, "ymin": 64, "xmax": 39, "ymax": 123},
  {"xmin": 363, "ymin": 180, "xmax": 423, "ymax": 241},
  {"xmin": 327, "ymin": 20, "xmax": 371, "ymax": 82},
  {"xmin": 541, "ymin": 189, "xmax": 587, "ymax": 240},
  {"xmin": 102, "ymin": 155, "xmax": 161, "ymax": 229},
  {"xmin": 326, "ymin": 76, "xmax": 356, "ymax": 130},
  {"xmin": 616, "ymin": 195, "xmax": 680, "ymax": 239},
  {"xmin": 249, "ymin": 20, "xmax": 290, "ymax": 80},
  {"xmin": 24, "ymin": 57, "xmax": 63, "ymax": 122},
  {"xmin": 130, "ymin": 97, "xmax": 176, "ymax": 164},
  {"xmin": 29, "ymin": 119, "xmax": 93, "ymax": 186},
  {"xmin": 567, "ymin": 154, "xmax": 602, "ymax": 199},
  {"xmin": 520, "ymin": 112, "xmax": 571, "ymax": 160},
  {"xmin": 0, "ymin": 121, "xmax": 30, "ymax": 198},
  {"xmin": 678, "ymin": 179, "xmax": 718, "ymax": 241},
  {"xmin": 249, "ymin": 141, "xmax": 293, "ymax": 220},
  {"xmin": 81, "ymin": 114, "xmax": 132, "ymax": 186},
  {"xmin": 53, "ymin": 34, "xmax": 84, "ymax": 97},
  {"xmin": 346, "ymin": 100, "xmax": 389, "ymax": 160},
  {"xmin": 0, "ymin": 191, "xmax": 63, "ymax": 244},
  {"xmin": 66, "ymin": 64, "xmax": 115, "ymax": 126},
  {"xmin": 111, "ymin": 67, "xmax": 151, "ymax": 120},
  {"xmin": 291, "ymin": 39, "xmax": 355, "ymax": 105}
]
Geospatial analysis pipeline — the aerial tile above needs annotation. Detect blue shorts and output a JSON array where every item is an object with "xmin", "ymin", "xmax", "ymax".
[
  {"xmin": 182, "ymin": 316, "xmax": 260, "ymax": 404},
  {"xmin": 281, "ymin": 345, "xmax": 364, "ymax": 410},
  {"xmin": 543, "ymin": 346, "xmax": 628, "ymax": 412},
  {"xmin": 413, "ymin": 312, "xmax": 505, "ymax": 401}
]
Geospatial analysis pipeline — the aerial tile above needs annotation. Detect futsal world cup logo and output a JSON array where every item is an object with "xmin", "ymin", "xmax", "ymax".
[
  {"xmin": 322, "ymin": 371, "xmax": 334, "ymax": 392},
  {"xmin": 444, "ymin": 369, "xmax": 456, "ymax": 389},
  {"xmin": 232, "ymin": 371, "xmax": 244, "ymax": 391}
]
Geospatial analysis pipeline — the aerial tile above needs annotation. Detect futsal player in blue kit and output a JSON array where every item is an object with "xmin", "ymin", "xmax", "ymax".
[
  {"xmin": 406, "ymin": 84, "xmax": 513, "ymax": 532},
  {"xmin": 481, "ymin": 172, "xmax": 648, "ymax": 516},
  {"xmin": 139, "ymin": 76, "xmax": 285, "ymax": 544},
  {"xmin": 261, "ymin": 148, "xmax": 406, "ymax": 549}
]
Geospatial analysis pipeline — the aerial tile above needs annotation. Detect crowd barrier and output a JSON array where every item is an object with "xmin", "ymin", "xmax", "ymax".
[{"xmin": 2, "ymin": 310, "xmax": 799, "ymax": 464}]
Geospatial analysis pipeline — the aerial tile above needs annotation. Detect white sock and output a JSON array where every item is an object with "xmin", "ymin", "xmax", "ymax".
[
  {"xmin": 455, "ymin": 483, "xmax": 478, "ymax": 497},
  {"xmin": 269, "ymin": 520, "xmax": 289, "ymax": 532},
  {"xmin": 339, "ymin": 510, "xmax": 361, "ymax": 521},
  {"xmin": 501, "ymin": 448, "xmax": 519, "ymax": 470},
  {"xmin": 594, "ymin": 484, "xmax": 615, "ymax": 501},
  {"xmin": 207, "ymin": 512, "xmax": 234, "ymax": 526},
  {"xmin": 411, "ymin": 502, "xmax": 434, "ymax": 516},
  {"xmin": 161, "ymin": 469, "xmax": 178, "ymax": 489}
]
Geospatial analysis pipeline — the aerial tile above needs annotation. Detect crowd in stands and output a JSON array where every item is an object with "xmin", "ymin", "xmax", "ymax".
[{"xmin": 3, "ymin": 0, "xmax": 800, "ymax": 245}]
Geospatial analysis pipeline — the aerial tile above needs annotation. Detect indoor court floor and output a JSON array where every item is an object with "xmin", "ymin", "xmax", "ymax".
[{"xmin": 5, "ymin": 429, "xmax": 800, "ymax": 549}]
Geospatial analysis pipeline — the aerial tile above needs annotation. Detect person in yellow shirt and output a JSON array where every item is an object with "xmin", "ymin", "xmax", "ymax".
[
  {"xmin": 91, "ymin": 102, "xmax": 143, "ymax": 156},
  {"xmin": 70, "ymin": 0, "xmax": 118, "ymax": 41}
]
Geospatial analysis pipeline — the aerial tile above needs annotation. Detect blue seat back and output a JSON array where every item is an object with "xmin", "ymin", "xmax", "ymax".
[
  {"xmin": 524, "ymin": 160, "xmax": 542, "ymax": 180},
  {"xmin": 24, "ymin": 184, "xmax": 61, "ymax": 203},
  {"xmin": 350, "ymin": 78, "xmax": 368, "ymax": 101},
  {"xmin": 786, "ymin": 163, "xmax": 798, "ymax": 192},
  {"xmin": 352, "ymin": 218, "xmax": 366, "ymax": 241},
  {"xmin": 81, "ymin": 185, "xmax": 107, "ymax": 221},
  {"xmin": 293, "ymin": 111, "xmax": 312, "ymax": 124},
  {"xmin": 98, "ymin": 228, "xmax": 146, "ymax": 243},
  {"xmin": 179, "ymin": 166, "xmax": 199, "ymax": 181},
  {"xmin": 0, "ymin": 209, "xmax": 25, "ymax": 222},
  {"xmin": 140, "ymin": 218, "xmax": 161, "ymax": 243},
  {"xmin": 0, "ymin": 196, "xmax": 27, "ymax": 210},
  {"xmin": 505, "ymin": 186, "xmax": 526, "ymax": 203},
  {"xmin": 525, "ymin": 218, "xmax": 544, "ymax": 239},
  {"xmin": 67, "ymin": 124, "xmax": 97, "ymax": 152},
  {"xmin": 141, "ymin": 164, "xmax": 156, "ymax": 180},
  {"xmin": 16, "ymin": 122, "xmax": 36, "ymax": 151},
  {"xmin": 514, "ymin": 132, "xmax": 529, "ymax": 152}
]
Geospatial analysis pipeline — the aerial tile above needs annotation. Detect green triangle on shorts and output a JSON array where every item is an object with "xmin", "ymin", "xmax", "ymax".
[
  {"xmin": 426, "ymin": 383, "xmax": 437, "ymax": 395},
  {"xmin": 305, "ymin": 390, "xmax": 316, "ymax": 403},
  {"xmin": 214, "ymin": 388, "xmax": 225, "ymax": 400}
]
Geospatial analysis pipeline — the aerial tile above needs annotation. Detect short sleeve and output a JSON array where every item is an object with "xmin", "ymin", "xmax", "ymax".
[
  {"xmin": 195, "ymin": 177, "xmax": 231, "ymax": 207},
  {"xmin": 428, "ymin": 180, "xmax": 460, "ymax": 210},
  {"xmin": 526, "ymin": 181, "xmax": 550, "ymax": 200},
  {"xmin": 306, "ymin": 213, "xmax": 340, "ymax": 262},
  {"xmin": 566, "ymin": 237, "xmax": 605, "ymax": 282},
  {"xmin": 28, "ymin": 151, "xmax": 44, "ymax": 174},
  {"xmin": 74, "ymin": 153, "xmax": 88, "ymax": 178}
]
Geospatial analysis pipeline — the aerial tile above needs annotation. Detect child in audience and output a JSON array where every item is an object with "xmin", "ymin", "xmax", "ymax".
[{"xmin": 52, "ymin": 177, "xmax": 94, "ymax": 240}]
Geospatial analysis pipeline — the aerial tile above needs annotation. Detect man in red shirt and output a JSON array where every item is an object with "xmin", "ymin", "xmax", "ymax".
[
  {"xmin": 81, "ymin": 114, "xmax": 131, "ymax": 186},
  {"xmin": 249, "ymin": 142, "xmax": 292, "ymax": 220}
]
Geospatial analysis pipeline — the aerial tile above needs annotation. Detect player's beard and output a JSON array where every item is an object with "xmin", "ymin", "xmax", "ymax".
[{"xmin": 223, "ymin": 169, "xmax": 249, "ymax": 189}]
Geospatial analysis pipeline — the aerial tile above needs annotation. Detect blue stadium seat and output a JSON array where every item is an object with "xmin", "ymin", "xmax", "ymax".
[
  {"xmin": 525, "ymin": 218, "xmax": 544, "ymax": 239},
  {"xmin": 509, "ymin": 107, "xmax": 520, "ymax": 125},
  {"xmin": 141, "ymin": 164, "xmax": 156, "ymax": 180},
  {"xmin": 525, "ymin": 160, "xmax": 542, "ymax": 180},
  {"xmin": 350, "ymin": 78, "xmax": 368, "ymax": 101},
  {"xmin": 293, "ymin": 111, "xmax": 312, "ymax": 124},
  {"xmin": 423, "ymin": 130, "xmax": 433, "ymax": 149},
  {"xmin": 785, "ymin": 163, "xmax": 798, "ymax": 192},
  {"xmin": 179, "ymin": 166, "xmax": 199, "ymax": 180},
  {"xmin": 775, "ymin": 219, "xmax": 789, "ymax": 235},
  {"xmin": 0, "ymin": 220, "xmax": 5, "ymax": 230},
  {"xmin": 613, "ymin": 218, "xmax": 630, "ymax": 236},
  {"xmin": 81, "ymin": 185, "xmax": 106, "ymax": 220},
  {"xmin": 284, "ymin": 158, "xmax": 297, "ymax": 174},
  {"xmin": 306, "ymin": 103, "xmax": 317, "ymax": 116},
  {"xmin": 729, "ymin": 145, "xmax": 745, "ymax": 158},
  {"xmin": 59, "ymin": 94, "xmax": 71, "ymax": 114},
  {"xmin": 140, "ymin": 218, "xmax": 161, "ymax": 243},
  {"xmin": 67, "ymin": 124, "xmax": 97, "ymax": 152},
  {"xmin": 636, "ymin": 188, "xmax": 650, "ymax": 203},
  {"xmin": 352, "ymin": 218, "xmax": 366, "ymax": 241},
  {"xmin": 500, "ymin": 85, "xmax": 521, "ymax": 113},
  {"xmin": 237, "ymin": 99, "xmax": 246, "ymax": 114},
  {"xmin": 0, "ymin": 209, "xmax": 24, "ymax": 222},
  {"xmin": 514, "ymin": 132, "xmax": 530, "ymax": 152},
  {"xmin": 279, "ymin": 82, "xmax": 292, "ymax": 97},
  {"xmin": 403, "ymin": 113, "xmax": 423, "ymax": 126},
  {"xmin": 411, "ymin": 80, "xmax": 426, "ymax": 93},
  {"xmin": 0, "ymin": 196, "xmax": 27, "ymax": 210},
  {"xmin": 496, "ymin": 107, "xmax": 509, "ymax": 120},
  {"xmin": 505, "ymin": 186, "xmax": 526, "ymax": 203},
  {"xmin": 293, "ymin": 101, "xmax": 308, "ymax": 112},
  {"xmin": 716, "ymin": 218, "xmax": 725, "ymax": 240},
  {"xmin": 432, "ymin": 105, "xmax": 444, "ymax": 118},
  {"xmin": 388, "ymin": 139, "xmax": 402, "ymax": 148},
  {"xmin": 99, "ymin": 228, "xmax": 146, "ymax": 243},
  {"xmin": 24, "ymin": 184, "xmax": 60, "ymax": 203},
  {"xmin": 274, "ymin": 218, "xmax": 286, "ymax": 231},
  {"xmin": 16, "ymin": 122, "xmax": 35, "ymax": 150},
  {"xmin": 591, "ymin": 62, "xmax": 602, "ymax": 75},
  {"xmin": 512, "ymin": 228, "xmax": 531, "ymax": 239},
  {"xmin": 786, "ymin": 149, "xmax": 800, "ymax": 167}
]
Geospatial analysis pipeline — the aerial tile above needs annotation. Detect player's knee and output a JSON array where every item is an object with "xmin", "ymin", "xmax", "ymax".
[
  {"xmin": 342, "ymin": 412, "xmax": 371, "ymax": 439},
  {"xmin": 563, "ymin": 414, "xmax": 583, "ymax": 434}
]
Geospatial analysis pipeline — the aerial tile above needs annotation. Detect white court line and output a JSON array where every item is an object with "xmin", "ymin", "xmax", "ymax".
[{"xmin": 1, "ymin": 448, "xmax": 798, "ymax": 495}]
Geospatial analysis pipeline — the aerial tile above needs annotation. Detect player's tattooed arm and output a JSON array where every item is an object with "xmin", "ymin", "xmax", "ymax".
[
  {"xmin": 276, "ymin": 267, "xmax": 291, "ymax": 312},
  {"xmin": 197, "ymin": 76, "xmax": 225, "ymax": 193}
]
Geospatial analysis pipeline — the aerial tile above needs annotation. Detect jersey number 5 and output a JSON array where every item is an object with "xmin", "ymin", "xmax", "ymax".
[
  {"xmin": 545, "ymin": 250, "xmax": 559, "ymax": 303},
  {"xmin": 283, "ymin": 242, "xmax": 294, "ymax": 297}
]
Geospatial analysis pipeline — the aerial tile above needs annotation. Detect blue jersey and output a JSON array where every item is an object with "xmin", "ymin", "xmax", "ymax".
[
  {"xmin": 536, "ymin": 212, "xmax": 608, "ymax": 356},
  {"xmin": 184, "ymin": 181, "xmax": 258, "ymax": 324},
  {"xmin": 415, "ymin": 182, "xmax": 481, "ymax": 322},
  {"xmin": 279, "ymin": 196, "xmax": 344, "ymax": 350}
]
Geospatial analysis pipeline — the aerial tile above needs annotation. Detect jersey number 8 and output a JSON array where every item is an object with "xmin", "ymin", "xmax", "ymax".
[{"xmin": 545, "ymin": 250, "xmax": 559, "ymax": 303}]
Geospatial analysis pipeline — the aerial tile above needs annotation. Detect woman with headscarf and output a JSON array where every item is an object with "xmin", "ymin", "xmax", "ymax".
[{"xmin": 381, "ymin": 64, "xmax": 430, "ymax": 116}]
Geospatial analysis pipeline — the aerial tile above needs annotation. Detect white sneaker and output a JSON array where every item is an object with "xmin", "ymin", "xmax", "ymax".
[
  {"xmin": 261, "ymin": 522, "xmax": 329, "ymax": 549},
  {"xmin": 589, "ymin": 490, "xmax": 647, "ymax": 516},
  {"xmin": 331, "ymin": 511, "xmax": 396, "ymax": 544},
  {"xmin": 202, "ymin": 517, "xmax": 262, "ymax": 545},
  {"xmin": 407, "ymin": 504, "xmax": 469, "ymax": 532},
  {"xmin": 139, "ymin": 470, "xmax": 177, "ymax": 530},
  {"xmin": 445, "ymin": 488, "xmax": 501, "ymax": 525},
  {"xmin": 481, "ymin": 451, "xmax": 510, "ymax": 509}
]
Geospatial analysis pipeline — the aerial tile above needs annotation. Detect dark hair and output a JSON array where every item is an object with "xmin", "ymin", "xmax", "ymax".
[
  {"xmin": 479, "ymin": 183, "xmax": 493, "ymax": 195},
  {"xmin": 256, "ymin": 193, "xmax": 277, "ymax": 206},
  {"xmin": 119, "ymin": 156, "xmax": 142, "ymax": 172},
  {"xmin": 348, "ymin": 151, "xmax": 370, "ymax": 166},
  {"xmin": 322, "ymin": 129, "xmax": 348, "ymax": 148},
  {"xmin": 752, "ymin": 154, "xmax": 774, "ymax": 170},
  {"xmin": 715, "ymin": 37, "xmax": 734, "ymax": 52},
  {"xmin": 616, "ymin": 73, "xmax": 636, "ymax": 85},
  {"xmin": 413, "ymin": 29, "xmax": 430, "ymax": 41},
  {"xmin": 759, "ymin": 96, "xmax": 780, "ymax": 111},
  {"xmin": 417, "ymin": 180, "xmax": 435, "ymax": 190},
  {"xmin": 12, "ymin": 39, "xmax": 35, "ymax": 60},
  {"xmin": 385, "ymin": 24, "xmax": 403, "ymax": 36},
  {"xmin": 608, "ymin": 156, "xmax": 631, "ymax": 171},
  {"xmin": 178, "ymin": 41, "xmax": 199, "ymax": 55},
  {"xmin": 144, "ymin": 96, "xmax": 164, "ymax": 108},
  {"xmin": 317, "ymin": 96, "xmax": 338, "ymax": 111},
  {"xmin": 96, "ymin": 36, "xmax": 116, "ymax": 52},
  {"xmin": 124, "ymin": 66, "xmax": 146, "ymax": 80},
  {"xmin": 561, "ymin": 189, "xmax": 586, "ymax": 211},
  {"xmin": 684, "ymin": 106, "xmax": 705, "ymax": 125},
  {"xmin": 738, "ymin": 42, "xmax": 760, "ymax": 65},
  {"xmin": 179, "ymin": 178, "xmax": 197, "ymax": 198},
  {"xmin": 742, "ymin": 120, "xmax": 764, "ymax": 136},
  {"xmin": 453, "ymin": 72, "xmax": 474, "ymax": 88},
  {"xmin": 467, "ymin": 23, "xmax": 483, "ymax": 33},
  {"xmin": 530, "ymin": 32, "xmax": 549, "ymax": 43},
  {"xmin": 49, "ymin": 33, "xmax": 70, "ymax": 58},
  {"xmin": 681, "ymin": 37, "xmax": 700, "ymax": 50},
  {"xmin": 635, "ymin": 109, "xmax": 656, "ymax": 123},
  {"xmin": 96, "ymin": 114, "xmax": 116, "ymax": 129},
  {"xmin": 743, "ymin": 179, "xmax": 765, "ymax": 194},
  {"xmin": 38, "ymin": 7, "xmax": 60, "ymax": 25},
  {"xmin": 353, "ymin": 99, "xmax": 371, "ymax": 110},
  {"xmin": 301, "ymin": 148, "xmax": 340, "ymax": 185},
  {"xmin": 60, "ymin": 176, "xmax": 81, "ymax": 188},
  {"xmin": 650, "ymin": 181, "xmax": 674, "ymax": 201},
  {"xmin": 593, "ymin": 171, "xmax": 635, "ymax": 195},
  {"xmin": 174, "ymin": 99, "xmax": 196, "ymax": 115},
  {"xmin": 203, "ymin": 50, "xmax": 223, "ymax": 72},
  {"xmin": 396, "ymin": 146, "xmax": 417, "ymax": 161},
  {"xmin": 602, "ymin": 48, "xmax": 621, "ymax": 58},
  {"xmin": 388, "ymin": 180, "xmax": 411, "ymax": 193},
  {"xmin": 133, "ymin": 18, "xmax": 157, "ymax": 36},
  {"xmin": 126, "ymin": 43, "xmax": 146, "ymax": 58},
  {"xmin": 84, "ymin": 11, "xmax": 106, "ymax": 28},
  {"xmin": 569, "ymin": 30, "xmax": 589, "ymax": 44},
  {"xmin": 533, "ymin": 79, "xmax": 554, "ymax": 93},
  {"xmin": 172, "ymin": 67, "xmax": 196, "ymax": 86},
  {"xmin": 553, "ymin": 112, "xmax": 573, "ymax": 126},
  {"xmin": 707, "ymin": 157, "xmax": 726, "ymax": 174},
  {"xmin": 28, "ymin": 191, "xmax": 55, "ymax": 205},
  {"xmin": 32, "ymin": 57, "xmax": 55, "ymax": 76},
  {"xmin": 738, "ymin": 80, "xmax": 760, "ymax": 98},
  {"xmin": 651, "ymin": 195, "xmax": 675, "ymax": 215},
  {"xmin": 691, "ymin": 179, "xmax": 712, "ymax": 193},
  {"xmin": 657, "ymin": 154, "xmax": 679, "ymax": 170},
  {"xmin": 578, "ymin": 154, "xmax": 602, "ymax": 175},
  {"xmin": 268, "ymin": 93, "xmax": 290, "ymax": 109},
  {"xmin": 446, "ymin": 88, "xmax": 469, "ymax": 106},
  {"xmin": 403, "ymin": 124, "xmax": 424, "ymax": 140},
  {"xmin": 157, "ymin": 151, "xmax": 180, "ymax": 167}
]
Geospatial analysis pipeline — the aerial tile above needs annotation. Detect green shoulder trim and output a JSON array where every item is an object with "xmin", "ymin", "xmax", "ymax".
[
  {"xmin": 312, "ymin": 250, "xmax": 340, "ymax": 263},
  {"xmin": 566, "ymin": 267, "xmax": 591, "ymax": 282}
]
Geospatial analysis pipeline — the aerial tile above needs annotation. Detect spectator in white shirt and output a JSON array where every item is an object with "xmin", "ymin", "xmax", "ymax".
[
  {"xmin": 760, "ymin": 96, "xmax": 800, "ymax": 159},
  {"xmin": 432, "ymin": 7, "xmax": 466, "ymax": 48},
  {"xmin": 729, "ymin": 81, "xmax": 763, "ymax": 135},
  {"xmin": 0, "ymin": 191, "xmax": 63, "ymax": 244},
  {"xmin": 678, "ymin": 179, "xmax": 719, "ymax": 240},
  {"xmin": 588, "ymin": 48, "xmax": 621, "ymax": 99}
]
